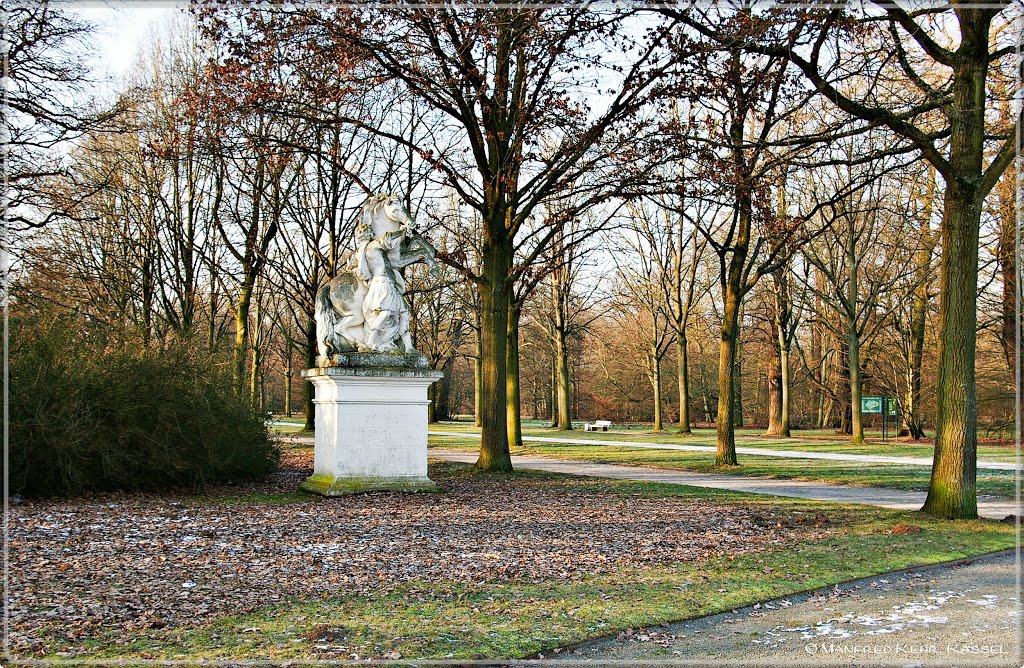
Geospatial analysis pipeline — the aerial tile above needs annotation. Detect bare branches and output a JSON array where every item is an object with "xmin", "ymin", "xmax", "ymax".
[{"xmin": 4, "ymin": 4, "xmax": 129, "ymax": 230}]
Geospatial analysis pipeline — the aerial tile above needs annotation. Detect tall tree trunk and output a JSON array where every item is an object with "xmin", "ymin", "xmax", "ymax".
[
  {"xmin": 475, "ymin": 238, "xmax": 513, "ymax": 472},
  {"xmin": 714, "ymin": 47, "xmax": 753, "ymax": 466},
  {"xmin": 716, "ymin": 287, "xmax": 742, "ymax": 465},
  {"xmin": 765, "ymin": 341, "xmax": 783, "ymax": 436},
  {"xmin": 284, "ymin": 351, "xmax": 292, "ymax": 417},
  {"xmin": 922, "ymin": 180, "xmax": 980, "ymax": 518},
  {"xmin": 837, "ymin": 345, "xmax": 852, "ymax": 435},
  {"xmin": 555, "ymin": 323, "xmax": 572, "ymax": 430},
  {"xmin": 676, "ymin": 334, "xmax": 691, "ymax": 434},
  {"xmin": 810, "ymin": 273, "xmax": 825, "ymax": 427},
  {"xmin": 434, "ymin": 356, "xmax": 454, "ymax": 421},
  {"xmin": 249, "ymin": 293, "xmax": 262, "ymax": 407},
  {"xmin": 428, "ymin": 384, "xmax": 438, "ymax": 423},
  {"xmin": 848, "ymin": 320, "xmax": 864, "ymax": 444},
  {"xmin": 474, "ymin": 346, "xmax": 483, "ymax": 427},
  {"xmin": 506, "ymin": 303, "xmax": 523, "ymax": 449},
  {"xmin": 995, "ymin": 165, "xmax": 1017, "ymax": 383},
  {"xmin": 140, "ymin": 221, "xmax": 155, "ymax": 347},
  {"xmin": 531, "ymin": 377, "xmax": 539, "ymax": 419},
  {"xmin": 766, "ymin": 263, "xmax": 784, "ymax": 437},
  {"xmin": 919, "ymin": 8, "xmax": 1001, "ymax": 520},
  {"xmin": 548, "ymin": 348, "xmax": 557, "ymax": 426},
  {"xmin": 672, "ymin": 205, "xmax": 700, "ymax": 435},
  {"xmin": 651, "ymin": 352, "xmax": 664, "ymax": 431},
  {"xmin": 771, "ymin": 247, "xmax": 793, "ymax": 437},
  {"xmin": 733, "ymin": 335, "xmax": 744, "ymax": 427},
  {"xmin": 902, "ymin": 169, "xmax": 935, "ymax": 439},
  {"xmin": 208, "ymin": 247, "xmax": 219, "ymax": 352},
  {"xmin": 303, "ymin": 315, "xmax": 316, "ymax": 432},
  {"xmin": 778, "ymin": 339, "xmax": 791, "ymax": 437},
  {"xmin": 548, "ymin": 347, "xmax": 558, "ymax": 427},
  {"xmin": 845, "ymin": 219, "xmax": 865, "ymax": 444},
  {"xmin": 233, "ymin": 277, "xmax": 253, "ymax": 396}
]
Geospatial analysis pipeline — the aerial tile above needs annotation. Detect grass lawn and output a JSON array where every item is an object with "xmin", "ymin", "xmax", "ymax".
[
  {"xmin": 269, "ymin": 416, "xmax": 308, "ymax": 434},
  {"xmin": 431, "ymin": 419, "xmax": 1020, "ymax": 463},
  {"xmin": 272, "ymin": 416, "xmax": 307, "ymax": 424},
  {"xmin": 19, "ymin": 460, "xmax": 1016, "ymax": 662},
  {"xmin": 429, "ymin": 433, "xmax": 1020, "ymax": 499}
]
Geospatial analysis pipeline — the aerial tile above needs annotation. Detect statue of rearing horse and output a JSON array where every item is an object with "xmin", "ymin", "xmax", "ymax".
[{"xmin": 315, "ymin": 194, "xmax": 438, "ymax": 360}]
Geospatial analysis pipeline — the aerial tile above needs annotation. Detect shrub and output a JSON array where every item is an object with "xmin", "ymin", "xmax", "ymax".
[{"xmin": 8, "ymin": 313, "xmax": 279, "ymax": 497}]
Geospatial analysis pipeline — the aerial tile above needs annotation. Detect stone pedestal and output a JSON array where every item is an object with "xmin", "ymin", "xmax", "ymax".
[{"xmin": 300, "ymin": 353, "xmax": 444, "ymax": 496}]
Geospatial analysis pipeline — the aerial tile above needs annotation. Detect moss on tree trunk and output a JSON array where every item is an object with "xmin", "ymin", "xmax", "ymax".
[
  {"xmin": 922, "ymin": 181, "xmax": 980, "ymax": 519},
  {"xmin": 715, "ymin": 287, "xmax": 741, "ymax": 466},
  {"xmin": 506, "ymin": 304, "xmax": 523, "ymax": 449},
  {"xmin": 233, "ymin": 280, "xmax": 252, "ymax": 397},
  {"xmin": 921, "ymin": 12, "xmax": 995, "ymax": 519},
  {"xmin": 475, "ymin": 238, "xmax": 513, "ymax": 472}
]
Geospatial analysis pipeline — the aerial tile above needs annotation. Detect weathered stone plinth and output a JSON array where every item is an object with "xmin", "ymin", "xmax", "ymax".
[{"xmin": 300, "ymin": 353, "xmax": 444, "ymax": 496}]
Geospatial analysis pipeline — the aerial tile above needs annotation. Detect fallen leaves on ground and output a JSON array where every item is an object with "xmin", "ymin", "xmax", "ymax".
[
  {"xmin": 890, "ymin": 523, "xmax": 923, "ymax": 535},
  {"xmin": 9, "ymin": 447, "xmax": 818, "ymax": 657}
]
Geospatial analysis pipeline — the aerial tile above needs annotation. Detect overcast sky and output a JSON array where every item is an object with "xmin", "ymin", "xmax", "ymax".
[{"xmin": 73, "ymin": 3, "xmax": 181, "ymax": 81}]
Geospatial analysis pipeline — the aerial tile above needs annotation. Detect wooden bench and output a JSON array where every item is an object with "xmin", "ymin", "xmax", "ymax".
[{"xmin": 584, "ymin": 420, "xmax": 612, "ymax": 432}]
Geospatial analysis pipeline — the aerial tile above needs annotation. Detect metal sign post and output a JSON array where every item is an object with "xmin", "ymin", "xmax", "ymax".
[
  {"xmin": 882, "ymin": 396, "xmax": 888, "ymax": 442},
  {"xmin": 878, "ymin": 396, "xmax": 899, "ymax": 443},
  {"xmin": 862, "ymin": 396, "xmax": 898, "ymax": 443}
]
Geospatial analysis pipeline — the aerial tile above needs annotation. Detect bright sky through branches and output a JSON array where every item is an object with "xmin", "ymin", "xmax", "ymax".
[{"xmin": 72, "ymin": 3, "xmax": 180, "ymax": 81}]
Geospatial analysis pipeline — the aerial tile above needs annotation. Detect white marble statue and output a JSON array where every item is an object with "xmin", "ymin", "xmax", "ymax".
[{"xmin": 315, "ymin": 194, "xmax": 438, "ymax": 357}]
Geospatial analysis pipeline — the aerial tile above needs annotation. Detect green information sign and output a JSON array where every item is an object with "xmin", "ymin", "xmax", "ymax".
[{"xmin": 861, "ymin": 396, "xmax": 883, "ymax": 414}]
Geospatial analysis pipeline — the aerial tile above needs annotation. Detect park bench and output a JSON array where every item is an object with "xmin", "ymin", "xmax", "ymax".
[{"xmin": 584, "ymin": 420, "xmax": 612, "ymax": 432}]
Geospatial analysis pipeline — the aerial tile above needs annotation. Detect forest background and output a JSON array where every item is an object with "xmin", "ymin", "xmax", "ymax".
[{"xmin": 5, "ymin": 2, "xmax": 1018, "ymax": 518}]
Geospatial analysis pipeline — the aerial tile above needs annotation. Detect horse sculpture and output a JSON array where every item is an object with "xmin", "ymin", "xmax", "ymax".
[{"xmin": 315, "ymin": 194, "xmax": 438, "ymax": 359}]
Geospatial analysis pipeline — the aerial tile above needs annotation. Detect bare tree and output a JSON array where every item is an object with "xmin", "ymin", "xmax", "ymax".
[
  {"xmin": 679, "ymin": 27, "xmax": 815, "ymax": 465},
  {"xmin": 898, "ymin": 166, "xmax": 939, "ymax": 440},
  {"xmin": 662, "ymin": 0, "xmax": 1018, "ymax": 518},
  {"xmin": 628, "ymin": 185, "xmax": 713, "ymax": 435},
  {"xmin": 3, "ymin": 3, "xmax": 126, "ymax": 232},
  {"xmin": 196, "ymin": 5, "xmax": 681, "ymax": 470},
  {"xmin": 533, "ymin": 214, "xmax": 607, "ymax": 431},
  {"xmin": 799, "ymin": 154, "xmax": 922, "ymax": 444},
  {"xmin": 618, "ymin": 200, "xmax": 680, "ymax": 431}
]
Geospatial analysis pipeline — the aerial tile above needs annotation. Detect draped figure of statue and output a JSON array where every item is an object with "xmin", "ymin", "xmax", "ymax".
[
  {"xmin": 355, "ymin": 224, "xmax": 408, "ymax": 352},
  {"xmin": 315, "ymin": 194, "xmax": 438, "ymax": 359}
]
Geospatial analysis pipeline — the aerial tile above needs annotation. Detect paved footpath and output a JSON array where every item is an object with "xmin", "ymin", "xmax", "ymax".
[
  {"xmin": 428, "ymin": 450, "xmax": 1020, "ymax": 520},
  {"xmin": 429, "ymin": 431, "xmax": 1022, "ymax": 471},
  {"xmin": 553, "ymin": 550, "xmax": 1022, "ymax": 667}
]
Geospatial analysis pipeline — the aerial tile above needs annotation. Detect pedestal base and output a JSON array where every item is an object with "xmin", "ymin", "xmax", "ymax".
[
  {"xmin": 300, "ymin": 354, "xmax": 444, "ymax": 497},
  {"xmin": 300, "ymin": 473, "xmax": 440, "ymax": 496}
]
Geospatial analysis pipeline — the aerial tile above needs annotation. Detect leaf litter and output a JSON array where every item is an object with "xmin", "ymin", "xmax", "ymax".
[{"xmin": 8, "ymin": 449, "xmax": 823, "ymax": 657}]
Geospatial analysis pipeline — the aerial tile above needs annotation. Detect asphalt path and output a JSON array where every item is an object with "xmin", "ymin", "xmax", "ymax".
[{"xmin": 553, "ymin": 551, "xmax": 1022, "ymax": 667}]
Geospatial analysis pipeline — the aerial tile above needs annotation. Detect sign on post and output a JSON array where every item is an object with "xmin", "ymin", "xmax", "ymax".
[{"xmin": 861, "ymin": 396, "xmax": 883, "ymax": 414}]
